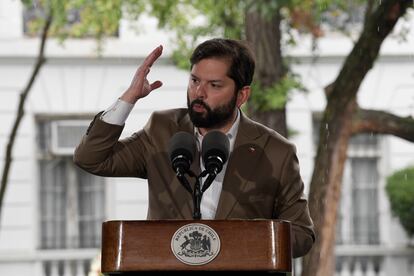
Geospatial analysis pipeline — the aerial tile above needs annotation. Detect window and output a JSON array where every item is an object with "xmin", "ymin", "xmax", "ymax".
[
  {"xmin": 351, "ymin": 157, "xmax": 379, "ymax": 244},
  {"xmin": 37, "ymin": 118, "xmax": 105, "ymax": 249},
  {"xmin": 337, "ymin": 135, "xmax": 380, "ymax": 245}
]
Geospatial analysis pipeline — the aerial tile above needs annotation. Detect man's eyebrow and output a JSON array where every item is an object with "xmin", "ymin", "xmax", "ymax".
[{"xmin": 190, "ymin": 73, "xmax": 224, "ymax": 83}]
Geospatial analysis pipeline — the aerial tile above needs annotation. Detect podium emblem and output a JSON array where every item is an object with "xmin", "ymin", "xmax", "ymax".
[{"xmin": 171, "ymin": 223, "xmax": 220, "ymax": 265}]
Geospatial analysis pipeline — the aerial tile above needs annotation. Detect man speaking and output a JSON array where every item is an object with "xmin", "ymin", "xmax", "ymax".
[{"xmin": 74, "ymin": 38, "xmax": 315, "ymax": 258}]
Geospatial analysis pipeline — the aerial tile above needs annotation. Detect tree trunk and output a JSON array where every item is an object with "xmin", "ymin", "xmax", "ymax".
[
  {"xmin": 245, "ymin": 6, "xmax": 288, "ymax": 137},
  {"xmin": 0, "ymin": 15, "xmax": 52, "ymax": 225},
  {"xmin": 302, "ymin": 1, "xmax": 412, "ymax": 276}
]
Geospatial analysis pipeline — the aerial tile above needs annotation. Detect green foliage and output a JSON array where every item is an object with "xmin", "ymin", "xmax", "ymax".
[
  {"xmin": 145, "ymin": 0, "xmax": 193, "ymax": 29},
  {"xmin": 21, "ymin": 0, "xmax": 376, "ymax": 110},
  {"xmin": 136, "ymin": 0, "xmax": 315, "ymax": 104},
  {"xmin": 22, "ymin": 0, "xmax": 122, "ymax": 41},
  {"xmin": 170, "ymin": 39, "xmax": 193, "ymax": 70},
  {"xmin": 386, "ymin": 166, "xmax": 414, "ymax": 237},
  {"xmin": 148, "ymin": 0, "xmax": 370, "ymax": 89},
  {"xmin": 70, "ymin": 0, "xmax": 122, "ymax": 39},
  {"xmin": 140, "ymin": 0, "xmax": 247, "ymax": 69},
  {"xmin": 250, "ymin": 73, "xmax": 305, "ymax": 111}
]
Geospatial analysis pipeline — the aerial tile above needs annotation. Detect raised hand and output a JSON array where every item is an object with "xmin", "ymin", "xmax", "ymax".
[{"xmin": 121, "ymin": 45, "xmax": 163, "ymax": 104}]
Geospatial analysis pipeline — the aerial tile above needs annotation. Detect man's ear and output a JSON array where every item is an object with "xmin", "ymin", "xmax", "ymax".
[{"xmin": 237, "ymin": 86, "xmax": 251, "ymax": 108}]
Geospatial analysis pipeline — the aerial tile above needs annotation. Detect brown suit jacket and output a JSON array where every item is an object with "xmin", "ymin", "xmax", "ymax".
[{"xmin": 74, "ymin": 108, "xmax": 315, "ymax": 257}]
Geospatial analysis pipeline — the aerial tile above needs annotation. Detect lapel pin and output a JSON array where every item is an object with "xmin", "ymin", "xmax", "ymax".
[{"xmin": 249, "ymin": 146, "xmax": 255, "ymax": 153}]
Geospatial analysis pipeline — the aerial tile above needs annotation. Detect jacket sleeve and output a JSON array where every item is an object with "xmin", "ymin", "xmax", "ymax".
[
  {"xmin": 274, "ymin": 145, "xmax": 315, "ymax": 258},
  {"xmin": 73, "ymin": 112, "xmax": 151, "ymax": 178}
]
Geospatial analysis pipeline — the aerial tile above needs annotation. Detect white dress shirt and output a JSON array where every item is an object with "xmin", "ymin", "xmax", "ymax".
[
  {"xmin": 101, "ymin": 99, "xmax": 241, "ymax": 219},
  {"xmin": 194, "ymin": 110, "xmax": 240, "ymax": 219},
  {"xmin": 101, "ymin": 99, "xmax": 134, "ymax": 125}
]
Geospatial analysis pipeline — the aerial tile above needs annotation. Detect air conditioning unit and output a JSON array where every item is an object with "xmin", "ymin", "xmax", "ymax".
[{"xmin": 50, "ymin": 120, "xmax": 90, "ymax": 155}]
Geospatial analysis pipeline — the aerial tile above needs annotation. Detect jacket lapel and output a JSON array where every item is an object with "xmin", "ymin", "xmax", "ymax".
[{"xmin": 215, "ymin": 111, "xmax": 268, "ymax": 219}]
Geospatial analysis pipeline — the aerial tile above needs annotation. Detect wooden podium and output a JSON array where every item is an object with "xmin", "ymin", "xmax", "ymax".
[{"xmin": 101, "ymin": 220, "xmax": 292, "ymax": 274}]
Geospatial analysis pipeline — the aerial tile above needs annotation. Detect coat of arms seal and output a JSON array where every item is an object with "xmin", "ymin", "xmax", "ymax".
[{"xmin": 171, "ymin": 223, "xmax": 220, "ymax": 265}]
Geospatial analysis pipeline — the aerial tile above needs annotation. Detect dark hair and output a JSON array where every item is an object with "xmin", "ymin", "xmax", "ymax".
[{"xmin": 190, "ymin": 38, "xmax": 255, "ymax": 91}]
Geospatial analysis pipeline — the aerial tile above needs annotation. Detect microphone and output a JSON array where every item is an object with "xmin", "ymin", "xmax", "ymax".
[
  {"xmin": 201, "ymin": 130, "xmax": 230, "ymax": 176},
  {"xmin": 168, "ymin": 131, "xmax": 197, "ymax": 176}
]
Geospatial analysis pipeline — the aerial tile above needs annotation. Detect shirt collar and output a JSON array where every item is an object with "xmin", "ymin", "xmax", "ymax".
[{"xmin": 194, "ymin": 109, "xmax": 241, "ymax": 153}]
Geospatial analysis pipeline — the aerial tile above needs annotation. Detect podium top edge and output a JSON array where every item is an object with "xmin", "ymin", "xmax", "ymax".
[{"xmin": 102, "ymin": 219, "xmax": 292, "ymax": 224}]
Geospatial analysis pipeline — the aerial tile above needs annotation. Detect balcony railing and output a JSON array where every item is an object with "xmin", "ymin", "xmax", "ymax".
[
  {"xmin": 1, "ymin": 245, "xmax": 413, "ymax": 275},
  {"xmin": 293, "ymin": 245, "xmax": 414, "ymax": 276},
  {"xmin": 0, "ymin": 249, "xmax": 99, "ymax": 276}
]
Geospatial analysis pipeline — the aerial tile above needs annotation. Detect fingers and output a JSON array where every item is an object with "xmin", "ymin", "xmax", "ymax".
[
  {"xmin": 135, "ymin": 45, "xmax": 163, "ymax": 80},
  {"xmin": 150, "ymin": 80, "xmax": 163, "ymax": 91},
  {"xmin": 127, "ymin": 46, "xmax": 164, "ymax": 101},
  {"xmin": 143, "ymin": 45, "xmax": 163, "ymax": 68}
]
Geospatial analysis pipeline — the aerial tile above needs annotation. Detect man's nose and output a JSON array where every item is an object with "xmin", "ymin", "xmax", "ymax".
[{"xmin": 195, "ymin": 82, "xmax": 207, "ymax": 98}]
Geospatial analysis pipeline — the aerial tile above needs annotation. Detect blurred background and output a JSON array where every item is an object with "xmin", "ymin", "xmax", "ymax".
[{"xmin": 0, "ymin": 0, "xmax": 413, "ymax": 275}]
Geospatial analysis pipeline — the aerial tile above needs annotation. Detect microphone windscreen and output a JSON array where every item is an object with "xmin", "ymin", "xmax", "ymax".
[
  {"xmin": 201, "ymin": 130, "xmax": 230, "ymax": 164},
  {"xmin": 168, "ymin": 131, "xmax": 197, "ymax": 164}
]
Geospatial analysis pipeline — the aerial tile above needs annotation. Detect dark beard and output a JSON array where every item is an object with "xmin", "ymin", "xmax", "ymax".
[{"xmin": 187, "ymin": 93, "xmax": 237, "ymax": 129}]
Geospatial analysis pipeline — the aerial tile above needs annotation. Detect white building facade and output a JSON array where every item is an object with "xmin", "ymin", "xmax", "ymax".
[{"xmin": 0, "ymin": 1, "xmax": 413, "ymax": 275}]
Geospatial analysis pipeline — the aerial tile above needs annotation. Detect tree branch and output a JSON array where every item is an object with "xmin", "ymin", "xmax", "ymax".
[
  {"xmin": 328, "ymin": 0, "xmax": 413, "ymax": 106},
  {"xmin": 0, "ymin": 14, "xmax": 52, "ymax": 224},
  {"xmin": 364, "ymin": 0, "xmax": 376, "ymax": 25},
  {"xmin": 351, "ymin": 108, "xmax": 414, "ymax": 142}
]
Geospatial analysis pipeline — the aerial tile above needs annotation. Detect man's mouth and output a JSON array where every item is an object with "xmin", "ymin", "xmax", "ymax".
[{"xmin": 192, "ymin": 103, "xmax": 206, "ymax": 112}]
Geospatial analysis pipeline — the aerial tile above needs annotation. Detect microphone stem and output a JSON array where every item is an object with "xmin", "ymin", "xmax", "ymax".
[
  {"xmin": 177, "ymin": 172, "xmax": 193, "ymax": 194},
  {"xmin": 201, "ymin": 171, "xmax": 217, "ymax": 193},
  {"xmin": 193, "ymin": 177, "xmax": 202, "ymax": 220},
  {"xmin": 192, "ymin": 169, "xmax": 219, "ymax": 219}
]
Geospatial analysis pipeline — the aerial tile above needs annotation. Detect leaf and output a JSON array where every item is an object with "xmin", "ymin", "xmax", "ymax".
[
  {"xmin": 386, "ymin": 167, "xmax": 414, "ymax": 237},
  {"xmin": 250, "ymin": 73, "xmax": 305, "ymax": 111}
]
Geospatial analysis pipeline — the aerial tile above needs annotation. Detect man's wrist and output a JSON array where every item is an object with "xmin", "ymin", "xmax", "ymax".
[
  {"xmin": 101, "ymin": 99, "xmax": 134, "ymax": 125},
  {"xmin": 120, "ymin": 89, "xmax": 140, "ymax": 104}
]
